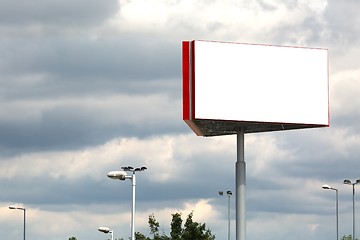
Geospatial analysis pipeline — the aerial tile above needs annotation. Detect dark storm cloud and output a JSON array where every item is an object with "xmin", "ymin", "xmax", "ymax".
[
  {"xmin": 0, "ymin": 0, "xmax": 119, "ymax": 27},
  {"xmin": 0, "ymin": 32, "xmax": 182, "ymax": 155},
  {"xmin": 0, "ymin": 101, "xmax": 186, "ymax": 155},
  {"xmin": 260, "ymin": 128, "xmax": 360, "ymax": 184},
  {"xmin": 0, "ymin": 36, "xmax": 180, "ymax": 98},
  {"xmin": 0, "ymin": 112, "xmax": 107, "ymax": 152},
  {"xmin": 2, "ymin": 176, "xmax": 121, "ymax": 205},
  {"xmin": 39, "ymin": 37, "xmax": 179, "ymax": 83}
]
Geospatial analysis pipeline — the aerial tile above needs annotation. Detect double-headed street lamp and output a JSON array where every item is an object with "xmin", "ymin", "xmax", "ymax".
[
  {"xmin": 322, "ymin": 184, "xmax": 338, "ymax": 240},
  {"xmin": 98, "ymin": 226, "xmax": 114, "ymax": 240},
  {"xmin": 344, "ymin": 179, "xmax": 360, "ymax": 240},
  {"xmin": 107, "ymin": 166, "xmax": 147, "ymax": 240},
  {"xmin": 219, "ymin": 190, "xmax": 232, "ymax": 240},
  {"xmin": 9, "ymin": 205, "xmax": 26, "ymax": 240}
]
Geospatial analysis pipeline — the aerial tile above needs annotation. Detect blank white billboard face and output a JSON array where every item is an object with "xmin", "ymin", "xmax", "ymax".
[{"xmin": 183, "ymin": 40, "xmax": 329, "ymax": 136}]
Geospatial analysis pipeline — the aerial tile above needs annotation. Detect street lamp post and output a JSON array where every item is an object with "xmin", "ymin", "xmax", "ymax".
[
  {"xmin": 98, "ymin": 227, "xmax": 114, "ymax": 240},
  {"xmin": 107, "ymin": 166, "xmax": 147, "ymax": 240},
  {"xmin": 344, "ymin": 179, "xmax": 360, "ymax": 240},
  {"xmin": 219, "ymin": 190, "xmax": 232, "ymax": 240},
  {"xmin": 322, "ymin": 184, "xmax": 338, "ymax": 240},
  {"xmin": 9, "ymin": 205, "xmax": 26, "ymax": 240}
]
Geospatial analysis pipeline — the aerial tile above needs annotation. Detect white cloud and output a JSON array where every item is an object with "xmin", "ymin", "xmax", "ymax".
[
  {"xmin": 248, "ymin": 212, "xmax": 329, "ymax": 240},
  {"xmin": 246, "ymin": 134, "xmax": 296, "ymax": 176},
  {"xmin": 331, "ymin": 68, "xmax": 360, "ymax": 117},
  {"xmin": 0, "ymin": 133, "xmax": 235, "ymax": 183},
  {"xmin": 109, "ymin": 0, "xmax": 328, "ymax": 45}
]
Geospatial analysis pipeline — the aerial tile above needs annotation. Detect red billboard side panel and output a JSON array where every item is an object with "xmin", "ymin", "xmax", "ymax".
[
  {"xmin": 182, "ymin": 41, "xmax": 190, "ymax": 120},
  {"xmin": 183, "ymin": 41, "xmax": 203, "ymax": 136}
]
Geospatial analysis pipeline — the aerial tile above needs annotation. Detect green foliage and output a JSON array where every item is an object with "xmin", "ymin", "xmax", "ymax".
[
  {"xmin": 170, "ymin": 213, "xmax": 182, "ymax": 240},
  {"xmin": 149, "ymin": 213, "xmax": 160, "ymax": 238},
  {"xmin": 143, "ymin": 211, "xmax": 215, "ymax": 240},
  {"xmin": 111, "ymin": 211, "xmax": 215, "ymax": 240},
  {"xmin": 68, "ymin": 237, "xmax": 77, "ymax": 240},
  {"xmin": 135, "ymin": 232, "xmax": 150, "ymax": 240},
  {"xmin": 146, "ymin": 213, "xmax": 170, "ymax": 240},
  {"xmin": 182, "ymin": 211, "xmax": 215, "ymax": 240},
  {"xmin": 341, "ymin": 234, "xmax": 359, "ymax": 240}
]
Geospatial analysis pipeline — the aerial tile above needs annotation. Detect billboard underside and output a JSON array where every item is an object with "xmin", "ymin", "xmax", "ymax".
[{"xmin": 185, "ymin": 119, "xmax": 327, "ymax": 136}]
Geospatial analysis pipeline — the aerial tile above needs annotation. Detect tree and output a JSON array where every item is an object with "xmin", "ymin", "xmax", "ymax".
[
  {"xmin": 135, "ymin": 232, "xmax": 150, "ymax": 240},
  {"xmin": 68, "ymin": 237, "xmax": 77, "ymax": 240},
  {"xmin": 170, "ymin": 213, "xmax": 183, "ymax": 240},
  {"xmin": 149, "ymin": 213, "xmax": 160, "ymax": 239},
  {"xmin": 147, "ymin": 213, "xmax": 171, "ymax": 240},
  {"xmin": 182, "ymin": 211, "xmax": 215, "ymax": 240},
  {"xmin": 144, "ymin": 212, "xmax": 215, "ymax": 240},
  {"xmin": 341, "ymin": 235, "xmax": 359, "ymax": 240}
]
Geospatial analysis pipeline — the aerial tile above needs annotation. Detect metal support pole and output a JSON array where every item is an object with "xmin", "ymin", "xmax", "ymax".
[
  {"xmin": 236, "ymin": 129, "xmax": 246, "ymax": 240},
  {"xmin": 131, "ymin": 174, "xmax": 136, "ymax": 240},
  {"xmin": 353, "ymin": 185, "xmax": 355, "ymax": 240},
  {"xmin": 336, "ymin": 189, "xmax": 339, "ymax": 240},
  {"xmin": 228, "ymin": 193, "xmax": 231, "ymax": 240},
  {"xmin": 23, "ymin": 209, "xmax": 26, "ymax": 240}
]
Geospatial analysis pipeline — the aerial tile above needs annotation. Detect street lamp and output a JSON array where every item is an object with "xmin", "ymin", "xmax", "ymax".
[
  {"xmin": 98, "ymin": 227, "xmax": 114, "ymax": 240},
  {"xmin": 322, "ymin": 184, "xmax": 338, "ymax": 240},
  {"xmin": 9, "ymin": 205, "xmax": 26, "ymax": 240},
  {"xmin": 219, "ymin": 190, "xmax": 232, "ymax": 240},
  {"xmin": 107, "ymin": 166, "xmax": 147, "ymax": 240},
  {"xmin": 344, "ymin": 179, "xmax": 360, "ymax": 240}
]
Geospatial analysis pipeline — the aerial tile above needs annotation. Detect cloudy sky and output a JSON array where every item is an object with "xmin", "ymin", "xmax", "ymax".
[{"xmin": 1, "ymin": 0, "xmax": 360, "ymax": 239}]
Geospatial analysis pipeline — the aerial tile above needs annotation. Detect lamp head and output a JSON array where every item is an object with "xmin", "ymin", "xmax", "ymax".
[
  {"xmin": 98, "ymin": 227, "xmax": 110, "ymax": 234},
  {"xmin": 322, "ymin": 184, "xmax": 331, "ymax": 189},
  {"xmin": 107, "ymin": 171, "xmax": 127, "ymax": 180},
  {"xmin": 344, "ymin": 179, "xmax": 352, "ymax": 185},
  {"xmin": 122, "ymin": 166, "xmax": 147, "ymax": 173},
  {"xmin": 121, "ymin": 166, "xmax": 134, "ymax": 171},
  {"xmin": 227, "ymin": 191, "xmax": 232, "ymax": 195},
  {"xmin": 134, "ymin": 166, "xmax": 147, "ymax": 172},
  {"xmin": 218, "ymin": 191, "xmax": 223, "ymax": 196},
  {"xmin": 9, "ymin": 206, "xmax": 25, "ymax": 210}
]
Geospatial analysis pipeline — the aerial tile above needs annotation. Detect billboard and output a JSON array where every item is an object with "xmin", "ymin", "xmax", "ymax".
[{"xmin": 183, "ymin": 40, "xmax": 329, "ymax": 136}]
